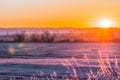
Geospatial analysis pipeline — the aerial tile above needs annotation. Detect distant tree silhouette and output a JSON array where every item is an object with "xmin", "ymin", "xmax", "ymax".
[
  {"xmin": 14, "ymin": 31, "xmax": 25, "ymax": 42},
  {"xmin": 41, "ymin": 31, "xmax": 55, "ymax": 42}
]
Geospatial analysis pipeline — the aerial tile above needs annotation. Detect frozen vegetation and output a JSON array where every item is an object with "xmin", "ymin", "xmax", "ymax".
[
  {"xmin": 0, "ymin": 43, "xmax": 120, "ymax": 80},
  {"xmin": 0, "ymin": 28, "xmax": 120, "ymax": 42}
]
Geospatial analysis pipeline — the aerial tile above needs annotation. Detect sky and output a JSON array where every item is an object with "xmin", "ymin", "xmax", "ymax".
[{"xmin": 0, "ymin": 0, "xmax": 120, "ymax": 28}]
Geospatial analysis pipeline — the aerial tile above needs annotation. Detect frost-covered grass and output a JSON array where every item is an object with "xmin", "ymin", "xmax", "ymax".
[
  {"xmin": 0, "ymin": 51, "xmax": 120, "ymax": 80},
  {"xmin": 0, "ymin": 43, "xmax": 120, "ymax": 80}
]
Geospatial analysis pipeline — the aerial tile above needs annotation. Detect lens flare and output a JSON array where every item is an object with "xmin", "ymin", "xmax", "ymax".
[{"xmin": 8, "ymin": 46, "xmax": 15, "ymax": 54}]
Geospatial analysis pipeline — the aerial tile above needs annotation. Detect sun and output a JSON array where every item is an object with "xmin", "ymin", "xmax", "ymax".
[{"xmin": 97, "ymin": 19, "xmax": 115, "ymax": 28}]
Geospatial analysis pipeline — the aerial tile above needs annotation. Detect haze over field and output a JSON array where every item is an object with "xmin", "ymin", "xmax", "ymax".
[{"xmin": 0, "ymin": 0, "xmax": 120, "ymax": 28}]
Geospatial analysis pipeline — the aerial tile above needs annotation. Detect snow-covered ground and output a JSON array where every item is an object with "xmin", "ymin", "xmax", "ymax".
[{"xmin": 0, "ymin": 43, "xmax": 120, "ymax": 80}]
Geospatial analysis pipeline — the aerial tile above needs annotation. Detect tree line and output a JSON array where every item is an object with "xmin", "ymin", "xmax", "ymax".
[{"xmin": 0, "ymin": 29, "xmax": 120, "ymax": 42}]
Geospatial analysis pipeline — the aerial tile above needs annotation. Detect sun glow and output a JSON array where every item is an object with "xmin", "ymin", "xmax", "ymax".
[{"xmin": 97, "ymin": 19, "xmax": 115, "ymax": 28}]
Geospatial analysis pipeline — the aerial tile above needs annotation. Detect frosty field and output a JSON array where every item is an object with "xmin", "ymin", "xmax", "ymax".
[{"xmin": 0, "ymin": 43, "xmax": 120, "ymax": 80}]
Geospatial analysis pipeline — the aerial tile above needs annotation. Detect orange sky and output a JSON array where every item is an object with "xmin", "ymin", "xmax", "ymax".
[{"xmin": 0, "ymin": 0, "xmax": 120, "ymax": 28}]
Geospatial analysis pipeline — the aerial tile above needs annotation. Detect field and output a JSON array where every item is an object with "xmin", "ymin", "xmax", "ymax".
[{"xmin": 0, "ymin": 43, "xmax": 120, "ymax": 80}]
